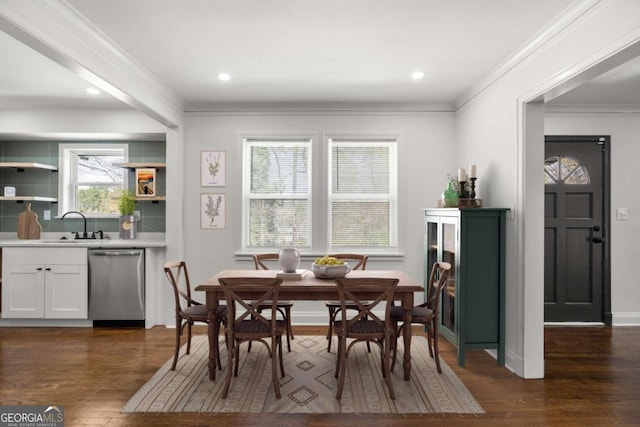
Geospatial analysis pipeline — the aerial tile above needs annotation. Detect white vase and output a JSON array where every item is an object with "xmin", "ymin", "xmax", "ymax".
[{"xmin": 278, "ymin": 247, "xmax": 300, "ymax": 272}]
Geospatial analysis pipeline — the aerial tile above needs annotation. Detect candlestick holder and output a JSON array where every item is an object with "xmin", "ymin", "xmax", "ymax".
[
  {"xmin": 458, "ymin": 180, "xmax": 468, "ymax": 199},
  {"xmin": 469, "ymin": 177, "xmax": 477, "ymax": 199}
]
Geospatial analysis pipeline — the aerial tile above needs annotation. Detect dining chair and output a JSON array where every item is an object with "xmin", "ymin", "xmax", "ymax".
[
  {"xmin": 164, "ymin": 260, "xmax": 227, "ymax": 371},
  {"xmin": 390, "ymin": 261, "xmax": 451, "ymax": 374},
  {"xmin": 333, "ymin": 277, "xmax": 399, "ymax": 400},
  {"xmin": 218, "ymin": 277, "xmax": 286, "ymax": 399},
  {"xmin": 250, "ymin": 253, "xmax": 294, "ymax": 351},
  {"xmin": 324, "ymin": 253, "xmax": 368, "ymax": 352}
]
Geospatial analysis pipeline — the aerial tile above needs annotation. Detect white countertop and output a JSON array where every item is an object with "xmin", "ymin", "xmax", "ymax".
[{"xmin": 0, "ymin": 232, "xmax": 166, "ymax": 248}]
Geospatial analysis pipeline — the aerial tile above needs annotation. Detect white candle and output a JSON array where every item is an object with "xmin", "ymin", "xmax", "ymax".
[
  {"xmin": 469, "ymin": 164, "xmax": 477, "ymax": 178},
  {"xmin": 458, "ymin": 168, "xmax": 466, "ymax": 182}
]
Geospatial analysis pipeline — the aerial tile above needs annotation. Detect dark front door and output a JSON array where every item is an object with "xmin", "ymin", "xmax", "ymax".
[{"xmin": 544, "ymin": 136, "xmax": 609, "ymax": 322}]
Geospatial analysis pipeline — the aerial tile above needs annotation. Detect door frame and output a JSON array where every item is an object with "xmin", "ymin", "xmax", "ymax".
[{"xmin": 544, "ymin": 135, "xmax": 611, "ymax": 325}]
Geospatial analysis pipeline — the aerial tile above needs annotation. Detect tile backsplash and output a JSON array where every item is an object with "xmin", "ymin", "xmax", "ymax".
[{"xmin": 0, "ymin": 140, "xmax": 166, "ymax": 235}]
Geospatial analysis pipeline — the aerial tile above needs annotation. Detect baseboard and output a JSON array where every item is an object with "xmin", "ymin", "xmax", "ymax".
[
  {"xmin": 544, "ymin": 322, "xmax": 605, "ymax": 326},
  {"xmin": 611, "ymin": 312, "xmax": 640, "ymax": 326}
]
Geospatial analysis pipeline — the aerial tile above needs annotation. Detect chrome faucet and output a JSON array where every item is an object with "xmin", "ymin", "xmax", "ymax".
[{"xmin": 61, "ymin": 210, "xmax": 88, "ymax": 239}]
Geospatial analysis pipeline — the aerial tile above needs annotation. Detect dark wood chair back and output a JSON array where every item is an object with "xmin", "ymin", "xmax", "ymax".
[
  {"xmin": 253, "ymin": 253, "xmax": 279, "ymax": 270},
  {"xmin": 218, "ymin": 276, "xmax": 286, "ymax": 399},
  {"xmin": 164, "ymin": 260, "xmax": 226, "ymax": 373},
  {"xmin": 333, "ymin": 277, "xmax": 399, "ymax": 399}
]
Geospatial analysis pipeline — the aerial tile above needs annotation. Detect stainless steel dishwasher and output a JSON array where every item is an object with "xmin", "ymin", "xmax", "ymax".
[{"xmin": 88, "ymin": 249, "xmax": 145, "ymax": 327}]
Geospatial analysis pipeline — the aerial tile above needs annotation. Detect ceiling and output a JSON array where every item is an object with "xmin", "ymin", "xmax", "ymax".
[{"xmin": 1, "ymin": 0, "xmax": 639, "ymax": 112}]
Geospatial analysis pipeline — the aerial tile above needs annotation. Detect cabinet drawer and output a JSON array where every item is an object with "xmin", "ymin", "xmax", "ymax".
[{"xmin": 3, "ymin": 247, "xmax": 87, "ymax": 265}]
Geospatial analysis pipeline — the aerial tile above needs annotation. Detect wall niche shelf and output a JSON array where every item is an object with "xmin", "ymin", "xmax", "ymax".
[
  {"xmin": 0, "ymin": 162, "xmax": 58, "ymax": 172},
  {"xmin": 0, "ymin": 163, "xmax": 58, "ymax": 202},
  {"xmin": 112, "ymin": 162, "xmax": 165, "ymax": 169},
  {"xmin": 0, "ymin": 196, "xmax": 57, "ymax": 202},
  {"xmin": 136, "ymin": 196, "xmax": 165, "ymax": 203}
]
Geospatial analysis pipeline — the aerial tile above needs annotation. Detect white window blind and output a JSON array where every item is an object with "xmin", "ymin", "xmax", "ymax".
[
  {"xmin": 328, "ymin": 138, "xmax": 397, "ymax": 249},
  {"xmin": 243, "ymin": 138, "xmax": 312, "ymax": 248}
]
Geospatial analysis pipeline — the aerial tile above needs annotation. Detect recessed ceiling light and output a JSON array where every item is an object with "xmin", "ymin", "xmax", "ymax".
[
  {"xmin": 86, "ymin": 87, "xmax": 101, "ymax": 95},
  {"xmin": 217, "ymin": 73, "xmax": 231, "ymax": 81},
  {"xmin": 411, "ymin": 71, "xmax": 425, "ymax": 80}
]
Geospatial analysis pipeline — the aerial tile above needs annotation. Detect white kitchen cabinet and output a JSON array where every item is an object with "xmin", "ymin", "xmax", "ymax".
[{"xmin": 1, "ymin": 247, "xmax": 88, "ymax": 319}]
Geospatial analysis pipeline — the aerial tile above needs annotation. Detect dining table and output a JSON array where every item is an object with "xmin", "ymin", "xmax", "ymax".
[{"xmin": 195, "ymin": 269, "xmax": 424, "ymax": 381}]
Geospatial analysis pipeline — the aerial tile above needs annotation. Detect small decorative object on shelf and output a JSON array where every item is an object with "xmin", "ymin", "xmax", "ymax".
[
  {"xmin": 438, "ymin": 165, "xmax": 481, "ymax": 207},
  {"xmin": 441, "ymin": 180, "xmax": 458, "ymax": 207},
  {"xmin": 118, "ymin": 190, "xmax": 137, "ymax": 239},
  {"xmin": 457, "ymin": 168, "xmax": 468, "ymax": 198},
  {"xmin": 278, "ymin": 247, "xmax": 301, "ymax": 273},
  {"xmin": 135, "ymin": 168, "xmax": 156, "ymax": 197},
  {"xmin": 468, "ymin": 164, "xmax": 477, "ymax": 199}
]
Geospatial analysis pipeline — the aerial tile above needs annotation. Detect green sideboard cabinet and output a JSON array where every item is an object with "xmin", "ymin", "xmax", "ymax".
[{"xmin": 424, "ymin": 208, "xmax": 507, "ymax": 367}]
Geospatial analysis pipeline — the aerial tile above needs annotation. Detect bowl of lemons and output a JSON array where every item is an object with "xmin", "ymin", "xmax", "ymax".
[{"xmin": 311, "ymin": 255, "xmax": 351, "ymax": 279}]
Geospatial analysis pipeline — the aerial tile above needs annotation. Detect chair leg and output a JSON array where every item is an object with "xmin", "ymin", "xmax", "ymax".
[
  {"xmin": 334, "ymin": 334, "xmax": 342, "ymax": 378},
  {"xmin": 390, "ymin": 322, "xmax": 401, "ymax": 372},
  {"xmin": 214, "ymin": 320, "xmax": 222, "ymax": 370},
  {"xmin": 221, "ymin": 338, "xmax": 235, "ymax": 399},
  {"xmin": 171, "ymin": 317, "xmax": 181, "ymax": 370},
  {"xmin": 426, "ymin": 326, "xmax": 434, "ymax": 358},
  {"xmin": 186, "ymin": 321, "xmax": 192, "ymax": 355},
  {"xmin": 335, "ymin": 336, "xmax": 347, "ymax": 400},
  {"xmin": 234, "ymin": 341, "xmax": 241, "ymax": 377},
  {"xmin": 432, "ymin": 321, "xmax": 442, "ymax": 374},
  {"xmin": 382, "ymin": 336, "xmax": 395, "ymax": 399},
  {"xmin": 278, "ymin": 335, "xmax": 285, "ymax": 378},
  {"xmin": 271, "ymin": 336, "xmax": 282, "ymax": 399},
  {"xmin": 284, "ymin": 306, "xmax": 293, "ymax": 352},
  {"xmin": 326, "ymin": 306, "xmax": 336, "ymax": 352}
]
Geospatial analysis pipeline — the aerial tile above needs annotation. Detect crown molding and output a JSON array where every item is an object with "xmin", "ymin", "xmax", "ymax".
[
  {"xmin": 545, "ymin": 103, "xmax": 640, "ymax": 115},
  {"xmin": 0, "ymin": 1, "xmax": 184, "ymax": 127},
  {"xmin": 184, "ymin": 101, "xmax": 455, "ymax": 116},
  {"xmin": 454, "ymin": 0, "xmax": 603, "ymax": 111}
]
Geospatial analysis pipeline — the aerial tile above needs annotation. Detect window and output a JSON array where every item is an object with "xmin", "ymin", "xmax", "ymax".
[
  {"xmin": 243, "ymin": 138, "xmax": 312, "ymax": 248},
  {"xmin": 242, "ymin": 136, "xmax": 398, "ymax": 252},
  {"xmin": 544, "ymin": 155, "xmax": 590, "ymax": 185},
  {"xmin": 58, "ymin": 144, "xmax": 128, "ymax": 216},
  {"xmin": 328, "ymin": 138, "xmax": 398, "ymax": 249}
]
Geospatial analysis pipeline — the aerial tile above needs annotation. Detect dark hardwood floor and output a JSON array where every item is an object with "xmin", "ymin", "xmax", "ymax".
[{"xmin": 0, "ymin": 325, "xmax": 639, "ymax": 426}]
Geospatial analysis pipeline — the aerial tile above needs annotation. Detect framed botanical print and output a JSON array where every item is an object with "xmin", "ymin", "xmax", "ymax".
[
  {"xmin": 201, "ymin": 193, "xmax": 226, "ymax": 229},
  {"xmin": 135, "ymin": 168, "xmax": 156, "ymax": 197},
  {"xmin": 201, "ymin": 151, "xmax": 226, "ymax": 186}
]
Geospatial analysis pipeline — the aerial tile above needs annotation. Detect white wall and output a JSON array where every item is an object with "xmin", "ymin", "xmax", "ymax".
[
  {"xmin": 455, "ymin": 0, "xmax": 640, "ymax": 378},
  {"xmin": 183, "ymin": 111, "xmax": 455, "ymax": 324},
  {"xmin": 0, "ymin": 109, "xmax": 165, "ymax": 134},
  {"xmin": 545, "ymin": 112, "xmax": 640, "ymax": 325}
]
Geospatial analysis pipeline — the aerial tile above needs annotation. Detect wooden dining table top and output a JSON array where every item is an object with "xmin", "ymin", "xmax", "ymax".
[{"xmin": 195, "ymin": 269, "xmax": 424, "ymax": 298}]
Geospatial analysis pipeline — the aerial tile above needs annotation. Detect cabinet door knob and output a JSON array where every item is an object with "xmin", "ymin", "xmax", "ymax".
[
  {"xmin": 36, "ymin": 267, "xmax": 43, "ymax": 271},
  {"xmin": 45, "ymin": 267, "xmax": 52, "ymax": 271}
]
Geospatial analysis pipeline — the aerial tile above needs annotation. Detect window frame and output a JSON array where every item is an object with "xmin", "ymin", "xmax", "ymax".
[
  {"xmin": 242, "ymin": 137, "xmax": 313, "ymax": 250},
  {"xmin": 327, "ymin": 137, "xmax": 399, "ymax": 252},
  {"xmin": 58, "ymin": 143, "xmax": 129, "ymax": 218},
  {"xmin": 241, "ymin": 134, "xmax": 399, "ymax": 254}
]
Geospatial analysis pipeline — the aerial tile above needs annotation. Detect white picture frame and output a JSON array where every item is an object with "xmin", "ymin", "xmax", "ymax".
[
  {"xmin": 200, "ymin": 193, "xmax": 226, "ymax": 229},
  {"xmin": 201, "ymin": 151, "xmax": 226, "ymax": 187}
]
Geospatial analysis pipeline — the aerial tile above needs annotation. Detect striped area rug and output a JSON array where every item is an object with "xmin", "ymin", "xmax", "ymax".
[{"xmin": 122, "ymin": 335, "xmax": 484, "ymax": 414}]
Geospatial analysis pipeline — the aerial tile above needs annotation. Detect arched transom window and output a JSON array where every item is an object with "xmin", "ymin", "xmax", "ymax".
[{"xmin": 544, "ymin": 155, "xmax": 590, "ymax": 185}]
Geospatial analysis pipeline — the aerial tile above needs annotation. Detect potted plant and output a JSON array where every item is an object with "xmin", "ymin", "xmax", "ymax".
[{"xmin": 118, "ymin": 190, "xmax": 137, "ymax": 239}]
